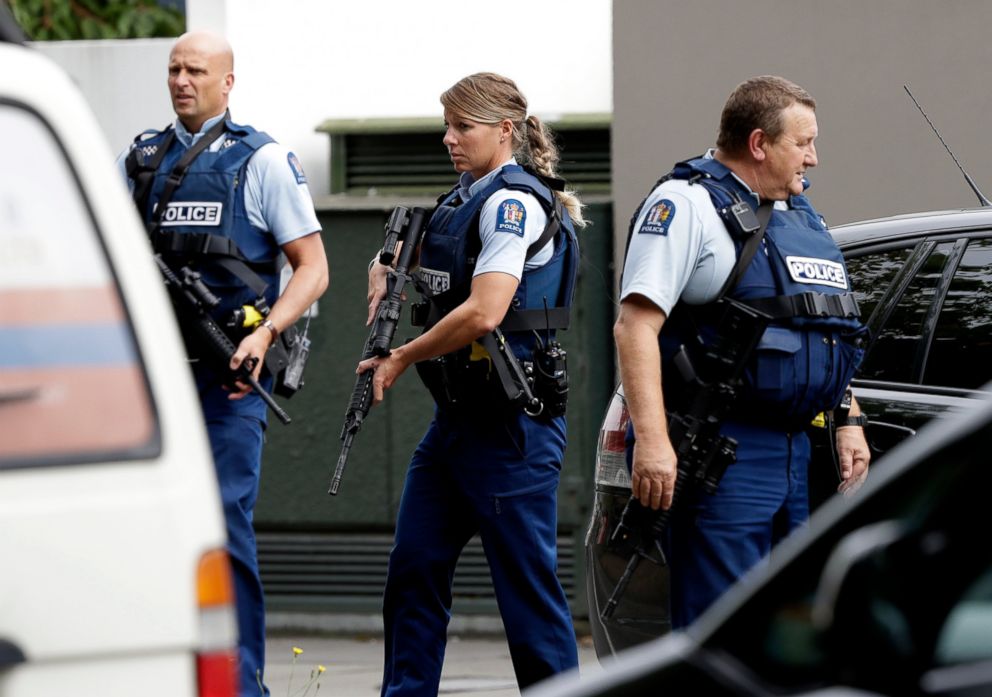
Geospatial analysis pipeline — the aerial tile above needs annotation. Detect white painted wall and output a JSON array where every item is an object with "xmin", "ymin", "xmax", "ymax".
[{"xmin": 35, "ymin": 0, "xmax": 612, "ymax": 197}]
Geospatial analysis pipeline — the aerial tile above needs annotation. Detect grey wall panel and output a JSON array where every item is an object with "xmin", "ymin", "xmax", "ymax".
[{"xmin": 613, "ymin": 1, "xmax": 992, "ymax": 272}]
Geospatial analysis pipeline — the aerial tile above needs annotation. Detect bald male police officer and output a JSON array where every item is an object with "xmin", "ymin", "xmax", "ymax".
[
  {"xmin": 614, "ymin": 76, "xmax": 870, "ymax": 629},
  {"xmin": 117, "ymin": 31, "xmax": 328, "ymax": 696}
]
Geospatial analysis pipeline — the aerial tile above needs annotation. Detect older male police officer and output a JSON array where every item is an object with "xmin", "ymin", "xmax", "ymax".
[
  {"xmin": 615, "ymin": 76, "xmax": 870, "ymax": 628},
  {"xmin": 117, "ymin": 31, "xmax": 328, "ymax": 696}
]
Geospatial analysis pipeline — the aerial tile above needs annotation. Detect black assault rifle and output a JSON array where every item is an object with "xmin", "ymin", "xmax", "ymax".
[
  {"xmin": 329, "ymin": 206, "xmax": 429, "ymax": 496},
  {"xmin": 154, "ymin": 255, "xmax": 291, "ymax": 425},
  {"xmin": 600, "ymin": 298, "xmax": 770, "ymax": 621}
]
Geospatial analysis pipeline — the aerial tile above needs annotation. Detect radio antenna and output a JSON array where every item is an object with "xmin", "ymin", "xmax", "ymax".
[{"xmin": 904, "ymin": 84, "xmax": 992, "ymax": 207}]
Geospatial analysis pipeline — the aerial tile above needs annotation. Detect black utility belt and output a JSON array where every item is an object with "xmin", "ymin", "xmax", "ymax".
[
  {"xmin": 723, "ymin": 405, "xmax": 821, "ymax": 434},
  {"xmin": 415, "ymin": 340, "xmax": 568, "ymax": 419}
]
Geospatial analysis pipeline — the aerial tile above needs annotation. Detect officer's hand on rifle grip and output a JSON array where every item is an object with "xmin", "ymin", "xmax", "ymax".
[
  {"xmin": 357, "ymin": 350, "xmax": 406, "ymax": 406},
  {"xmin": 367, "ymin": 255, "xmax": 408, "ymax": 327},
  {"xmin": 367, "ymin": 259, "xmax": 390, "ymax": 326},
  {"xmin": 227, "ymin": 331, "xmax": 268, "ymax": 400}
]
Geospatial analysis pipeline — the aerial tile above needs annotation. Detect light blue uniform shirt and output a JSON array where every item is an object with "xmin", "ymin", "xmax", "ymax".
[
  {"xmin": 621, "ymin": 150, "xmax": 787, "ymax": 315},
  {"xmin": 115, "ymin": 112, "xmax": 320, "ymax": 247},
  {"xmin": 457, "ymin": 158, "xmax": 553, "ymax": 279}
]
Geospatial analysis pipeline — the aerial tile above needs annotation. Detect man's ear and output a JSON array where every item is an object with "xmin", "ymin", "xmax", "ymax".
[
  {"xmin": 223, "ymin": 72, "xmax": 234, "ymax": 96},
  {"xmin": 748, "ymin": 128, "xmax": 767, "ymax": 162}
]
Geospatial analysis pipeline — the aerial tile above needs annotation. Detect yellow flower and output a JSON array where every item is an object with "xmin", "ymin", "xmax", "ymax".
[
  {"xmin": 292, "ymin": 646, "xmax": 304, "ymax": 656},
  {"xmin": 317, "ymin": 665, "xmax": 326, "ymax": 673}
]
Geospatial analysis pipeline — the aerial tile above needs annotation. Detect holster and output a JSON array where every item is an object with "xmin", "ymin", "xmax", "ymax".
[{"xmin": 415, "ymin": 345, "xmax": 511, "ymax": 412}]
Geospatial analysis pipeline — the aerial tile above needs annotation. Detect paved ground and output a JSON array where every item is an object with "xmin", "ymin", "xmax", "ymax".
[{"xmin": 263, "ymin": 632, "xmax": 600, "ymax": 697}]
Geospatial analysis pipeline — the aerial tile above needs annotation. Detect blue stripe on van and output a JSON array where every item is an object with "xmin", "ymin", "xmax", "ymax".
[{"xmin": 0, "ymin": 325, "xmax": 137, "ymax": 368}]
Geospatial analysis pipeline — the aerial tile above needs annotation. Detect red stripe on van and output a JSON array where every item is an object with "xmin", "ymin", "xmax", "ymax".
[
  {"xmin": 0, "ymin": 287, "xmax": 126, "ymax": 325},
  {"xmin": 0, "ymin": 366, "xmax": 154, "ymax": 460}
]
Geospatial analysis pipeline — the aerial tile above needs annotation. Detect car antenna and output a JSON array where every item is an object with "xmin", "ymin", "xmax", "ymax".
[{"xmin": 904, "ymin": 84, "xmax": 992, "ymax": 207}]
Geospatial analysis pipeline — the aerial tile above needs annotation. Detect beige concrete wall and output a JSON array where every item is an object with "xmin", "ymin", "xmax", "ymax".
[{"xmin": 613, "ymin": 0, "xmax": 992, "ymax": 266}]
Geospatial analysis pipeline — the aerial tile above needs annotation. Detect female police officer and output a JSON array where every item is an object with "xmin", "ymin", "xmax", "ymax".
[{"xmin": 360, "ymin": 72, "xmax": 584, "ymax": 696}]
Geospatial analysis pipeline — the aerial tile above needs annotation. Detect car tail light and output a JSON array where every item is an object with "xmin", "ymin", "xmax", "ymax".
[
  {"xmin": 196, "ymin": 549, "xmax": 238, "ymax": 697},
  {"xmin": 594, "ymin": 386, "xmax": 632, "ymax": 489}
]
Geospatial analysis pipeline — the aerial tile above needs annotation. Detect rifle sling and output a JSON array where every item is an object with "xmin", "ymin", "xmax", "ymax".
[
  {"xmin": 151, "ymin": 115, "xmax": 228, "ymax": 227},
  {"xmin": 718, "ymin": 202, "xmax": 773, "ymax": 299}
]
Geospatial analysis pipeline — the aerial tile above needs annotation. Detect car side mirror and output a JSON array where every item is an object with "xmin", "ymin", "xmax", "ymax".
[
  {"xmin": 0, "ymin": 638, "xmax": 25, "ymax": 670},
  {"xmin": 811, "ymin": 520, "xmax": 925, "ymax": 693}
]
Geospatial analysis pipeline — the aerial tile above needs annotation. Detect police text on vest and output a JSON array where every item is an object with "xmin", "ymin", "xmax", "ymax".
[
  {"xmin": 158, "ymin": 201, "xmax": 224, "ymax": 226},
  {"xmin": 785, "ymin": 256, "xmax": 848, "ymax": 289}
]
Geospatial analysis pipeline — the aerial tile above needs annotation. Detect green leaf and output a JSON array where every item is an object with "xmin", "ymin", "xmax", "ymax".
[
  {"xmin": 115, "ymin": 12, "xmax": 131, "ymax": 36},
  {"xmin": 6, "ymin": 0, "xmax": 185, "ymax": 40},
  {"xmin": 80, "ymin": 16, "xmax": 100, "ymax": 40},
  {"xmin": 133, "ymin": 8, "xmax": 155, "ymax": 38}
]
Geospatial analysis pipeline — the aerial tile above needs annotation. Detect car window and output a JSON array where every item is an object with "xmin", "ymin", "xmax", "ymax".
[
  {"xmin": 857, "ymin": 242, "xmax": 955, "ymax": 384},
  {"xmin": 850, "ymin": 238, "xmax": 992, "ymax": 390},
  {"xmin": 935, "ymin": 565, "xmax": 992, "ymax": 665},
  {"xmin": 923, "ymin": 238, "xmax": 992, "ymax": 390},
  {"xmin": 846, "ymin": 247, "xmax": 913, "ymax": 327},
  {"xmin": 0, "ymin": 102, "xmax": 156, "ymax": 469}
]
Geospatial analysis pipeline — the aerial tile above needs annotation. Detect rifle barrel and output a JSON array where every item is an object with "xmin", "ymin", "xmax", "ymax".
[
  {"xmin": 329, "ymin": 435, "xmax": 353, "ymax": 495},
  {"xmin": 600, "ymin": 553, "xmax": 641, "ymax": 621},
  {"xmin": 246, "ymin": 372, "xmax": 291, "ymax": 424}
]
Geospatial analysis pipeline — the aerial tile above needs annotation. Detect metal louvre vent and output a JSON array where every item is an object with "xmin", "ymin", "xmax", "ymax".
[
  {"xmin": 554, "ymin": 128, "xmax": 611, "ymax": 188},
  {"xmin": 320, "ymin": 114, "xmax": 611, "ymax": 196},
  {"xmin": 257, "ymin": 530, "xmax": 577, "ymax": 614},
  {"xmin": 344, "ymin": 132, "xmax": 454, "ymax": 194}
]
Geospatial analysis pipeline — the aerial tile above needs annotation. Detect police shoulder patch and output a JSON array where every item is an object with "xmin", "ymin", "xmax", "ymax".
[
  {"xmin": 495, "ymin": 198, "xmax": 526, "ymax": 237},
  {"xmin": 638, "ymin": 199, "xmax": 676, "ymax": 236},
  {"xmin": 287, "ymin": 152, "xmax": 307, "ymax": 185}
]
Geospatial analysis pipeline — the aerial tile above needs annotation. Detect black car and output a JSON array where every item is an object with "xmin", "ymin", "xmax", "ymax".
[
  {"xmin": 532, "ymin": 382, "xmax": 992, "ymax": 697},
  {"xmin": 586, "ymin": 207, "xmax": 992, "ymax": 657}
]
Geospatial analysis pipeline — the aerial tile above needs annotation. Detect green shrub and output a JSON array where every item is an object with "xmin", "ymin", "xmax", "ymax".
[{"xmin": 5, "ymin": 0, "xmax": 184, "ymax": 40}]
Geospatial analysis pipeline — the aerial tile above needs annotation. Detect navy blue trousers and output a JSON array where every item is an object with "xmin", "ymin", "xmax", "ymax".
[
  {"xmin": 381, "ymin": 410, "xmax": 578, "ymax": 696},
  {"xmin": 663, "ymin": 421, "xmax": 810, "ymax": 628},
  {"xmin": 200, "ymin": 376, "xmax": 268, "ymax": 697}
]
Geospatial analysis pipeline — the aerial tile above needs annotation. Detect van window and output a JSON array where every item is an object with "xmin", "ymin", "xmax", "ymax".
[{"xmin": 0, "ymin": 103, "xmax": 156, "ymax": 468}]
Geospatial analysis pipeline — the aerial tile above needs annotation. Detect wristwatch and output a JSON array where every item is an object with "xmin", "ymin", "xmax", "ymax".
[
  {"xmin": 838, "ymin": 414, "xmax": 868, "ymax": 428},
  {"xmin": 838, "ymin": 387, "xmax": 853, "ymax": 414},
  {"xmin": 260, "ymin": 318, "xmax": 279, "ymax": 343}
]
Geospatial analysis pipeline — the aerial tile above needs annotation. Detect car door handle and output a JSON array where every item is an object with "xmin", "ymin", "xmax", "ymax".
[
  {"xmin": 0, "ymin": 638, "xmax": 26, "ymax": 669},
  {"xmin": 0, "ymin": 387, "xmax": 41, "ymax": 405},
  {"xmin": 866, "ymin": 421, "xmax": 916, "ymax": 456}
]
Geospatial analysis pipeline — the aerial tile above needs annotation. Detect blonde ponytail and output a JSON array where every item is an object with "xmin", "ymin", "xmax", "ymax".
[{"xmin": 523, "ymin": 115, "xmax": 587, "ymax": 228}]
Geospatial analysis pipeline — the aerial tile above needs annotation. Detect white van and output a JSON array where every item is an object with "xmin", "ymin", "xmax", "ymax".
[{"xmin": 0, "ymin": 26, "xmax": 238, "ymax": 697}]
